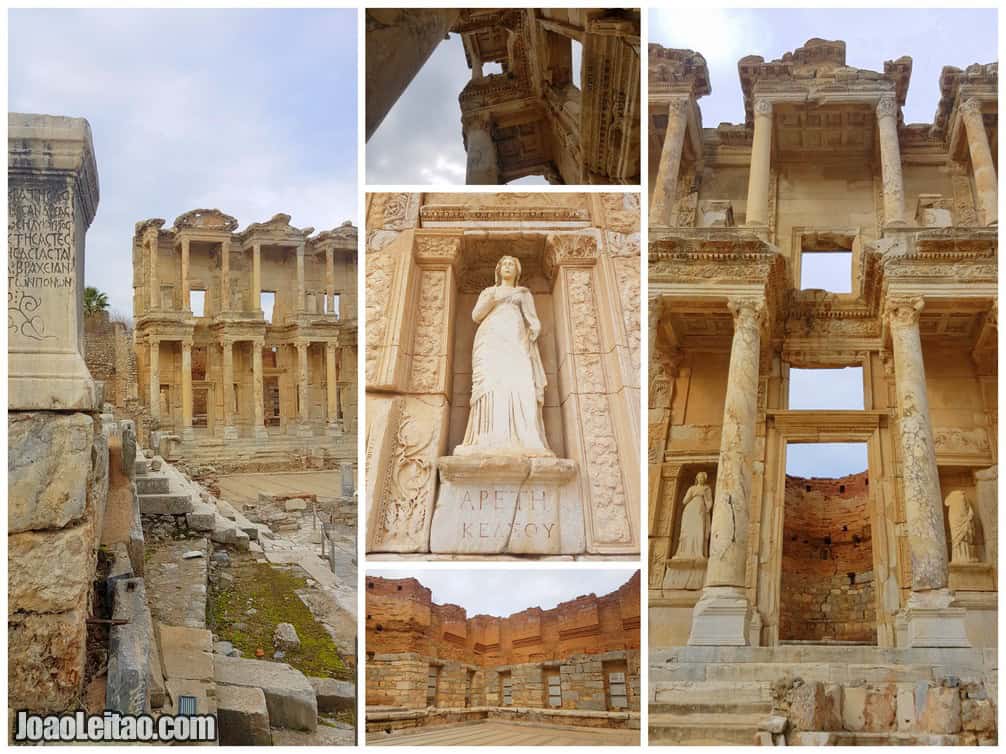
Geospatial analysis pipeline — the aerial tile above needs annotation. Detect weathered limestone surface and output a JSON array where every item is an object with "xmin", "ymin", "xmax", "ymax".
[
  {"xmin": 366, "ymin": 192, "xmax": 640, "ymax": 559},
  {"xmin": 647, "ymin": 38, "xmax": 996, "ymax": 745},
  {"xmin": 215, "ymin": 655, "xmax": 318, "ymax": 732},
  {"xmin": 367, "ymin": 9, "xmax": 641, "ymax": 185}
]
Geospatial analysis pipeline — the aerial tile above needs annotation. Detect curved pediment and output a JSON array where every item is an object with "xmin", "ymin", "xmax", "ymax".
[{"xmin": 241, "ymin": 212, "xmax": 313, "ymax": 243}]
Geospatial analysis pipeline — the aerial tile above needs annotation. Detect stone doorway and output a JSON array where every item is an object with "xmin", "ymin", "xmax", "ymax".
[
  {"xmin": 192, "ymin": 385, "xmax": 210, "ymax": 428},
  {"xmin": 779, "ymin": 442, "xmax": 877, "ymax": 645},
  {"xmin": 264, "ymin": 377, "xmax": 281, "ymax": 426}
]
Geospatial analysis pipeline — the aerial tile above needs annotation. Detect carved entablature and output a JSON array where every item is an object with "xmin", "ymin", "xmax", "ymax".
[
  {"xmin": 312, "ymin": 221, "xmax": 359, "ymax": 252},
  {"xmin": 784, "ymin": 294, "xmax": 882, "ymax": 351},
  {"xmin": 172, "ymin": 208, "xmax": 239, "ymax": 234},
  {"xmin": 135, "ymin": 218, "xmax": 166, "ymax": 243},
  {"xmin": 933, "ymin": 62, "xmax": 998, "ymax": 140},
  {"xmin": 876, "ymin": 229, "xmax": 998, "ymax": 288},
  {"xmin": 648, "ymin": 44, "xmax": 711, "ymax": 98},
  {"xmin": 420, "ymin": 204, "xmax": 589, "ymax": 227},
  {"xmin": 737, "ymin": 38, "xmax": 910, "ymax": 126}
]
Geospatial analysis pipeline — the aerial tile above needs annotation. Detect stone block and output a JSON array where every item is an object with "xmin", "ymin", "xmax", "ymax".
[
  {"xmin": 8, "ymin": 608, "xmax": 87, "ymax": 712},
  {"xmin": 962, "ymin": 697, "xmax": 994, "ymax": 733},
  {"xmin": 218, "ymin": 685, "xmax": 272, "ymax": 746},
  {"xmin": 211, "ymin": 514, "xmax": 250, "ymax": 550},
  {"xmin": 9, "ymin": 519, "xmax": 95, "ymax": 615},
  {"xmin": 273, "ymin": 622, "xmax": 301, "ymax": 651},
  {"xmin": 789, "ymin": 681, "xmax": 842, "ymax": 731},
  {"xmin": 138, "ymin": 492, "xmax": 193, "ymax": 515},
  {"xmin": 186, "ymin": 500, "xmax": 216, "ymax": 531},
  {"xmin": 310, "ymin": 677, "xmax": 355, "ymax": 714},
  {"xmin": 9, "ymin": 412, "xmax": 94, "ymax": 533},
  {"xmin": 842, "ymin": 685, "xmax": 867, "ymax": 731},
  {"xmin": 215, "ymin": 655, "xmax": 318, "ymax": 731},
  {"xmin": 863, "ymin": 684, "xmax": 896, "ymax": 732},
  {"xmin": 920, "ymin": 685, "xmax": 962, "ymax": 734},
  {"xmin": 896, "ymin": 683, "xmax": 917, "ymax": 731},
  {"xmin": 158, "ymin": 624, "xmax": 214, "ymax": 682},
  {"xmin": 106, "ymin": 578, "xmax": 152, "ymax": 714}
]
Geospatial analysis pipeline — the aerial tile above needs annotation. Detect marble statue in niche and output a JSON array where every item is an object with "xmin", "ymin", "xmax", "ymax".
[
  {"xmin": 945, "ymin": 489, "xmax": 979, "ymax": 563},
  {"xmin": 672, "ymin": 472, "xmax": 713, "ymax": 560},
  {"xmin": 455, "ymin": 255, "xmax": 553, "ymax": 457}
]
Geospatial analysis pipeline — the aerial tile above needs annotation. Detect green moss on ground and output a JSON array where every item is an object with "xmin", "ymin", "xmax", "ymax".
[{"xmin": 209, "ymin": 557, "xmax": 349, "ymax": 680}]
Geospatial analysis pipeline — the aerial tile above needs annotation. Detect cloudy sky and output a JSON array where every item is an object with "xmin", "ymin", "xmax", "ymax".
[
  {"xmin": 369, "ymin": 568, "xmax": 638, "ymax": 618},
  {"xmin": 650, "ymin": 8, "xmax": 998, "ymax": 126},
  {"xmin": 366, "ymin": 33, "xmax": 552, "ymax": 185},
  {"xmin": 9, "ymin": 9, "xmax": 358, "ymax": 317}
]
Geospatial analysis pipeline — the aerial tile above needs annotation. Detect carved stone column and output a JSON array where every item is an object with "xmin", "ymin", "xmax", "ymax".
[
  {"xmin": 688, "ymin": 297, "xmax": 763, "ymax": 646},
  {"xmin": 252, "ymin": 337, "xmax": 267, "ymax": 440},
  {"xmin": 960, "ymin": 98, "xmax": 997, "ymax": 226},
  {"xmin": 295, "ymin": 339, "xmax": 312, "ymax": 437},
  {"xmin": 148, "ymin": 236, "xmax": 160, "ymax": 311},
  {"xmin": 649, "ymin": 96, "xmax": 689, "ymax": 227},
  {"xmin": 250, "ymin": 242, "xmax": 262, "ymax": 313},
  {"xmin": 876, "ymin": 95, "xmax": 907, "ymax": 226},
  {"xmin": 181, "ymin": 338, "xmax": 193, "ymax": 440},
  {"xmin": 887, "ymin": 296, "xmax": 969, "ymax": 647},
  {"xmin": 221, "ymin": 338, "xmax": 237, "ymax": 439},
  {"xmin": 149, "ymin": 337, "xmax": 160, "ymax": 421},
  {"xmin": 365, "ymin": 9, "xmax": 461, "ymax": 140},
  {"xmin": 296, "ymin": 243, "xmax": 306, "ymax": 313},
  {"xmin": 325, "ymin": 341, "xmax": 340, "ymax": 433},
  {"xmin": 325, "ymin": 246, "xmax": 335, "ymax": 315},
  {"xmin": 220, "ymin": 237, "xmax": 231, "ymax": 313},
  {"xmin": 463, "ymin": 114, "xmax": 499, "ymax": 185},
  {"xmin": 180, "ymin": 237, "xmax": 191, "ymax": 311},
  {"xmin": 745, "ymin": 99, "xmax": 773, "ymax": 226}
]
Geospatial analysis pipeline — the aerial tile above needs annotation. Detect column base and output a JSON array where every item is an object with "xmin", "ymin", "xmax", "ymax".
[
  {"xmin": 222, "ymin": 425, "xmax": 239, "ymax": 441},
  {"xmin": 253, "ymin": 426, "xmax": 269, "ymax": 442},
  {"xmin": 326, "ymin": 420, "xmax": 344, "ymax": 437},
  {"xmin": 296, "ymin": 422, "xmax": 314, "ymax": 438},
  {"xmin": 181, "ymin": 427, "xmax": 195, "ymax": 443},
  {"xmin": 898, "ymin": 588, "xmax": 971, "ymax": 648},
  {"xmin": 687, "ymin": 586, "xmax": 753, "ymax": 646}
]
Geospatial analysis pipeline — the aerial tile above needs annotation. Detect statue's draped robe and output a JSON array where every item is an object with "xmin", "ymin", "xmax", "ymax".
[
  {"xmin": 458, "ymin": 285, "xmax": 551, "ymax": 455},
  {"xmin": 673, "ymin": 484, "xmax": 712, "ymax": 559}
]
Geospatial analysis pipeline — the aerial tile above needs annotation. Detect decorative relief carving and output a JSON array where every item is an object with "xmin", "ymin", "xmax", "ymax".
[
  {"xmin": 365, "ymin": 251, "xmax": 396, "ymax": 385},
  {"xmin": 543, "ymin": 233, "xmax": 598, "ymax": 281},
  {"xmin": 876, "ymin": 95, "xmax": 899, "ymax": 119},
  {"xmin": 414, "ymin": 234, "xmax": 462, "ymax": 264},
  {"xmin": 377, "ymin": 409, "xmax": 435, "ymax": 550},
  {"xmin": 933, "ymin": 427, "xmax": 991, "ymax": 456},
  {"xmin": 375, "ymin": 193, "xmax": 420, "ymax": 230},
  {"xmin": 408, "ymin": 269, "xmax": 448, "ymax": 394},
  {"xmin": 599, "ymin": 192, "xmax": 640, "ymax": 234},
  {"xmin": 612, "ymin": 256, "xmax": 641, "ymax": 373}
]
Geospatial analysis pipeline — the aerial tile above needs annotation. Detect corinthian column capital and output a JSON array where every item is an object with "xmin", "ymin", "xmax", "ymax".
[
  {"xmin": 727, "ymin": 296, "xmax": 766, "ymax": 329},
  {"xmin": 876, "ymin": 94, "xmax": 899, "ymax": 120},
  {"xmin": 886, "ymin": 296, "xmax": 925, "ymax": 328}
]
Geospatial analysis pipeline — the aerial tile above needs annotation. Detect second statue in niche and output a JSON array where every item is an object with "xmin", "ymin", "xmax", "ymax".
[{"xmin": 455, "ymin": 254, "xmax": 553, "ymax": 457}]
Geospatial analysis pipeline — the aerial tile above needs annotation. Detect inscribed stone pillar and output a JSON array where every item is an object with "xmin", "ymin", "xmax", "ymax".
[
  {"xmin": 181, "ymin": 338, "xmax": 193, "ymax": 439},
  {"xmin": 252, "ymin": 337, "xmax": 267, "ymax": 440},
  {"xmin": 887, "ymin": 296, "xmax": 969, "ymax": 647},
  {"xmin": 464, "ymin": 115, "xmax": 500, "ymax": 185},
  {"xmin": 148, "ymin": 337, "xmax": 160, "ymax": 421},
  {"xmin": 959, "ymin": 98, "xmax": 997, "ymax": 226},
  {"xmin": 251, "ymin": 242, "xmax": 262, "ymax": 313},
  {"xmin": 221, "ymin": 339, "xmax": 237, "ymax": 439},
  {"xmin": 8, "ymin": 114, "xmax": 99, "ymax": 410},
  {"xmin": 325, "ymin": 341, "xmax": 340, "ymax": 431},
  {"xmin": 220, "ymin": 237, "xmax": 231, "ymax": 312},
  {"xmin": 688, "ymin": 297, "xmax": 763, "ymax": 646},
  {"xmin": 365, "ymin": 9, "xmax": 461, "ymax": 140},
  {"xmin": 296, "ymin": 243, "xmax": 306, "ymax": 312},
  {"xmin": 180, "ymin": 237, "xmax": 190, "ymax": 311},
  {"xmin": 876, "ymin": 95, "xmax": 907, "ymax": 226},
  {"xmin": 744, "ymin": 99, "xmax": 773, "ymax": 226},
  {"xmin": 649, "ymin": 97, "xmax": 689, "ymax": 227}
]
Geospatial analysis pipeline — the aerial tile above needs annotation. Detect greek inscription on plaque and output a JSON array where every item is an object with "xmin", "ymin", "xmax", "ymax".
[{"xmin": 8, "ymin": 182, "xmax": 75, "ymax": 342}]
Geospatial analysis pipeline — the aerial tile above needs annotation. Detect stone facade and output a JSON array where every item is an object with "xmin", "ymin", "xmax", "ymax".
[
  {"xmin": 132, "ymin": 211, "xmax": 358, "ymax": 467},
  {"xmin": 8, "ymin": 114, "xmax": 110, "ymax": 712},
  {"xmin": 647, "ymin": 40, "xmax": 996, "ymax": 745},
  {"xmin": 365, "ymin": 192, "xmax": 640, "ymax": 558},
  {"xmin": 365, "ymin": 572, "xmax": 640, "ymax": 733},
  {"xmin": 366, "ymin": 9, "xmax": 640, "ymax": 185}
]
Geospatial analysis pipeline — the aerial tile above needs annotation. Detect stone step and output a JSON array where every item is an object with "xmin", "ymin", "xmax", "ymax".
[
  {"xmin": 136, "ymin": 475, "xmax": 170, "ymax": 495},
  {"xmin": 135, "ymin": 459, "xmax": 149, "ymax": 476},
  {"xmin": 138, "ymin": 492, "xmax": 194, "ymax": 516},
  {"xmin": 648, "ymin": 711, "xmax": 764, "ymax": 746},
  {"xmin": 215, "ymin": 655, "xmax": 318, "ymax": 732}
]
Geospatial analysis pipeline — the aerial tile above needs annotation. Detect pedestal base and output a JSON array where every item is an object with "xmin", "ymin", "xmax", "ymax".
[
  {"xmin": 429, "ymin": 454, "xmax": 580, "ymax": 555},
  {"xmin": 296, "ymin": 422, "xmax": 314, "ymax": 438},
  {"xmin": 663, "ymin": 556, "xmax": 707, "ymax": 591},
  {"xmin": 326, "ymin": 420, "xmax": 344, "ymax": 438},
  {"xmin": 9, "ymin": 352, "xmax": 95, "ymax": 411},
  {"xmin": 181, "ymin": 427, "xmax": 195, "ymax": 442},
  {"xmin": 222, "ymin": 425, "xmax": 239, "ymax": 441},
  {"xmin": 687, "ymin": 586, "xmax": 752, "ymax": 646},
  {"xmin": 899, "ymin": 589, "xmax": 971, "ymax": 648},
  {"xmin": 253, "ymin": 426, "xmax": 269, "ymax": 442}
]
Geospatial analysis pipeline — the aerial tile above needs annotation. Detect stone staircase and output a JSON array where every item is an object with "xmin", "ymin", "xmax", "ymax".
[
  {"xmin": 649, "ymin": 681, "xmax": 773, "ymax": 745},
  {"xmin": 168, "ymin": 432, "xmax": 356, "ymax": 468},
  {"xmin": 135, "ymin": 455, "xmax": 195, "ymax": 516}
]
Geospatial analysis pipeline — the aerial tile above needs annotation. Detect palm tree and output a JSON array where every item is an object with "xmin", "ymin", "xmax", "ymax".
[{"xmin": 84, "ymin": 286, "xmax": 110, "ymax": 316}]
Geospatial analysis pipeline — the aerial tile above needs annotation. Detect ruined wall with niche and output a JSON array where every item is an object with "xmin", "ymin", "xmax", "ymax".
[
  {"xmin": 780, "ymin": 473, "xmax": 876, "ymax": 643},
  {"xmin": 365, "ymin": 192, "xmax": 640, "ymax": 558},
  {"xmin": 365, "ymin": 572, "xmax": 641, "ymax": 713}
]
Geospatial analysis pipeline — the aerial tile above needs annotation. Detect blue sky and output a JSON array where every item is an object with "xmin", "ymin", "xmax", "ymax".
[
  {"xmin": 368, "ymin": 569, "xmax": 638, "ymax": 618},
  {"xmin": 650, "ymin": 8, "xmax": 998, "ymax": 126},
  {"xmin": 9, "ymin": 9, "xmax": 358, "ymax": 316}
]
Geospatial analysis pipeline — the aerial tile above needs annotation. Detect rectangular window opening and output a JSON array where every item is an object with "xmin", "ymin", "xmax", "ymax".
[
  {"xmin": 800, "ymin": 250, "xmax": 852, "ymax": 293},
  {"xmin": 260, "ymin": 291, "xmax": 276, "ymax": 323},
  {"xmin": 500, "ymin": 671, "xmax": 513, "ymax": 706},
  {"xmin": 189, "ymin": 289, "xmax": 206, "ymax": 317},
  {"xmin": 571, "ymin": 39, "xmax": 583, "ymax": 89},
  {"xmin": 331, "ymin": 293, "xmax": 341, "ymax": 319},
  {"xmin": 483, "ymin": 61, "xmax": 503, "ymax": 75},
  {"xmin": 789, "ymin": 367, "xmax": 864, "ymax": 410}
]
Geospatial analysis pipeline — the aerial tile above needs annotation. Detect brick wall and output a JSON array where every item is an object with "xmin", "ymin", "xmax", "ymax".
[{"xmin": 780, "ymin": 472, "xmax": 876, "ymax": 643}]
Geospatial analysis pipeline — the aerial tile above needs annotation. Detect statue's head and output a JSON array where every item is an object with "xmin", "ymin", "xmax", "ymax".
[
  {"xmin": 695, "ymin": 471, "xmax": 708, "ymax": 485},
  {"xmin": 495, "ymin": 255, "xmax": 522, "ymax": 286}
]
